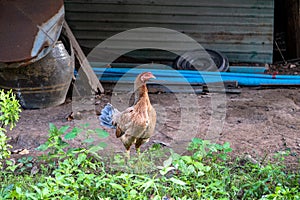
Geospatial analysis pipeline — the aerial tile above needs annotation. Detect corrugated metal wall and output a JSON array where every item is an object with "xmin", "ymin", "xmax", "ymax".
[{"xmin": 64, "ymin": 0, "xmax": 274, "ymax": 63}]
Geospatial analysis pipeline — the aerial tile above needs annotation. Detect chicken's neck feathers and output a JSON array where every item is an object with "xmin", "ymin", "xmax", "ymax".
[{"xmin": 134, "ymin": 84, "xmax": 150, "ymax": 105}]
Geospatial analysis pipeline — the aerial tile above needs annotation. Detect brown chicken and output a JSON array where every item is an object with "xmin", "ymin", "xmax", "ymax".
[{"xmin": 99, "ymin": 72, "xmax": 156, "ymax": 158}]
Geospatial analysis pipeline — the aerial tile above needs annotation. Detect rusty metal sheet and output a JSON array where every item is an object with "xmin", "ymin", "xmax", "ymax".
[
  {"xmin": 0, "ymin": 0, "xmax": 64, "ymax": 67},
  {"xmin": 64, "ymin": 0, "xmax": 274, "ymax": 63}
]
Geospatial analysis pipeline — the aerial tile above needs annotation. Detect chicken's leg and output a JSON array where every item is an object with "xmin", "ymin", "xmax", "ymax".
[
  {"xmin": 136, "ymin": 148, "xmax": 141, "ymax": 156},
  {"xmin": 125, "ymin": 149, "xmax": 130, "ymax": 159},
  {"xmin": 135, "ymin": 138, "xmax": 149, "ymax": 155}
]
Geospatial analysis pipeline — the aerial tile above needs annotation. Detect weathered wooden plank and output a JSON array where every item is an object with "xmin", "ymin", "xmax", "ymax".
[
  {"xmin": 62, "ymin": 20, "xmax": 104, "ymax": 94},
  {"xmin": 286, "ymin": 0, "xmax": 300, "ymax": 59}
]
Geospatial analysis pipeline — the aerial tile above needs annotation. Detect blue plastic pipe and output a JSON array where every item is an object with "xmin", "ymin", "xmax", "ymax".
[
  {"xmin": 93, "ymin": 68, "xmax": 300, "ymax": 87},
  {"xmin": 94, "ymin": 68, "xmax": 299, "ymax": 79},
  {"xmin": 90, "ymin": 62, "xmax": 267, "ymax": 74}
]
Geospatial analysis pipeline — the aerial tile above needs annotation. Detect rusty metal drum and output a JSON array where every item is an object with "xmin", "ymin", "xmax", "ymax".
[
  {"xmin": 0, "ymin": 41, "xmax": 74, "ymax": 109},
  {"xmin": 0, "ymin": 0, "xmax": 64, "ymax": 68}
]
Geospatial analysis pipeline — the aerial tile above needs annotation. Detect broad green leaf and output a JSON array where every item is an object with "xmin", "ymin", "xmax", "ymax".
[
  {"xmin": 219, "ymin": 154, "xmax": 227, "ymax": 161},
  {"xmin": 169, "ymin": 177, "xmax": 186, "ymax": 186},
  {"xmin": 109, "ymin": 183, "xmax": 125, "ymax": 192},
  {"xmin": 83, "ymin": 138, "xmax": 94, "ymax": 143},
  {"xmin": 81, "ymin": 123, "xmax": 90, "ymax": 129},
  {"xmin": 89, "ymin": 142, "xmax": 107, "ymax": 152},
  {"xmin": 223, "ymin": 142, "xmax": 232, "ymax": 153},
  {"xmin": 67, "ymin": 147, "xmax": 84, "ymax": 154},
  {"xmin": 194, "ymin": 161, "xmax": 204, "ymax": 170},
  {"xmin": 223, "ymin": 142, "xmax": 230, "ymax": 149},
  {"xmin": 163, "ymin": 156, "xmax": 173, "ymax": 167},
  {"xmin": 77, "ymin": 153, "xmax": 87, "ymax": 165},
  {"xmin": 159, "ymin": 166, "xmax": 175, "ymax": 176},
  {"xmin": 187, "ymin": 165, "xmax": 195, "ymax": 174},
  {"xmin": 59, "ymin": 126, "xmax": 70, "ymax": 134},
  {"xmin": 192, "ymin": 138, "xmax": 203, "ymax": 145},
  {"xmin": 181, "ymin": 156, "xmax": 193, "ymax": 164},
  {"xmin": 42, "ymin": 187, "xmax": 49, "ymax": 196},
  {"xmin": 95, "ymin": 128, "xmax": 109, "ymax": 138},
  {"xmin": 49, "ymin": 123, "xmax": 57, "ymax": 133},
  {"xmin": 5, "ymin": 160, "xmax": 14, "ymax": 165},
  {"xmin": 64, "ymin": 127, "xmax": 82, "ymax": 140},
  {"xmin": 97, "ymin": 142, "xmax": 108, "ymax": 148},
  {"xmin": 129, "ymin": 189, "xmax": 138, "ymax": 197},
  {"xmin": 36, "ymin": 143, "xmax": 49, "ymax": 151},
  {"xmin": 141, "ymin": 180, "xmax": 155, "ymax": 193},
  {"xmin": 31, "ymin": 185, "xmax": 41, "ymax": 194},
  {"xmin": 16, "ymin": 186, "xmax": 22, "ymax": 194},
  {"xmin": 57, "ymin": 137, "xmax": 69, "ymax": 148},
  {"xmin": 26, "ymin": 163, "xmax": 33, "ymax": 168}
]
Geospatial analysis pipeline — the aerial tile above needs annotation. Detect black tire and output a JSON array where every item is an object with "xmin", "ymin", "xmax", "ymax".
[{"xmin": 173, "ymin": 49, "xmax": 229, "ymax": 72}]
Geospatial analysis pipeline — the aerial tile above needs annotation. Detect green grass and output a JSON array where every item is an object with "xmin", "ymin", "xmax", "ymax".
[{"xmin": 0, "ymin": 125, "xmax": 299, "ymax": 199}]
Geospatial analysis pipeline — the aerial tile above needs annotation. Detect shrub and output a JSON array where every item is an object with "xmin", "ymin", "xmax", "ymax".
[
  {"xmin": 0, "ymin": 121, "xmax": 299, "ymax": 199},
  {"xmin": 0, "ymin": 89, "xmax": 21, "ymax": 169},
  {"xmin": 0, "ymin": 89, "xmax": 21, "ymax": 131}
]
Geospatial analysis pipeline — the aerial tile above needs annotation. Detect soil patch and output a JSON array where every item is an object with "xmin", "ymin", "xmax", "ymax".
[{"xmin": 7, "ymin": 88, "xmax": 300, "ymax": 169}]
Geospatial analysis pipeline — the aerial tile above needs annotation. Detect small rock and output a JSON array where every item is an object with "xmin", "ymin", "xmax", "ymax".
[
  {"xmin": 245, "ymin": 154, "xmax": 260, "ymax": 165},
  {"xmin": 152, "ymin": 140, "xmax": 171, "ymax": 147},
  {"xmin": 74, "ymin": 112, "xmax": 83, "ymax": 120},
  {"xmin": 31, "ymin": 166, "xmax": 39, "ymax": 175},
  {"xmin": 290, "ymin": 152, "xmax": 297, "ymax": 157},
  {"xmin": 290, "ymin": 64, "xmax": 296, "ymax": 68},
  {"xmin": 287, "ymin": 125, "xmax": 296, "ymax": 129},
  {"xmin": 65, "ymin": 112, "xmax": 74, "ymax": 121},
  {"xmin": 19, "ymin": 149, "xmax": 29, "ymax": 155}
]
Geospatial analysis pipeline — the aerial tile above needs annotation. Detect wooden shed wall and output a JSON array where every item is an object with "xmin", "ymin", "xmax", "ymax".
[{"xmin": 65, "ymin": 0, "xmax": 274, "ymax": 63}]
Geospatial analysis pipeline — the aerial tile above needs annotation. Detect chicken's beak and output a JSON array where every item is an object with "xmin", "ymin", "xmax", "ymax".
[
  {"xmin": 150, "ymin": 75, "xmax": 156, "ymax": 79},
  {"xmin": 148, "ymin": 75, "xmax": 156, "ymax": 82}
]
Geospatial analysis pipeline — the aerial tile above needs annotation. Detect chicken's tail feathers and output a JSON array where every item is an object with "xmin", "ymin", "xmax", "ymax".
[{"xmin": 99, "ymin": 103, "xmax": 117, "ymax": 129}]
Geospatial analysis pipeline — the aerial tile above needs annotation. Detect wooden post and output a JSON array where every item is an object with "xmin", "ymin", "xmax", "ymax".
[
  {"xmin": 62, "ymin": 20, "xmax": 104, "ymax": 94},
  {"xmin": 286, "ymin": 0, "xmax": 300, "ymax": 59}
]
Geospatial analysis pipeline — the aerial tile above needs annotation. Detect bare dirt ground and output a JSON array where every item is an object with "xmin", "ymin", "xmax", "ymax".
[{"xmin": 7, "ymin": 86, "xmax": 300, "ymax": 169}]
